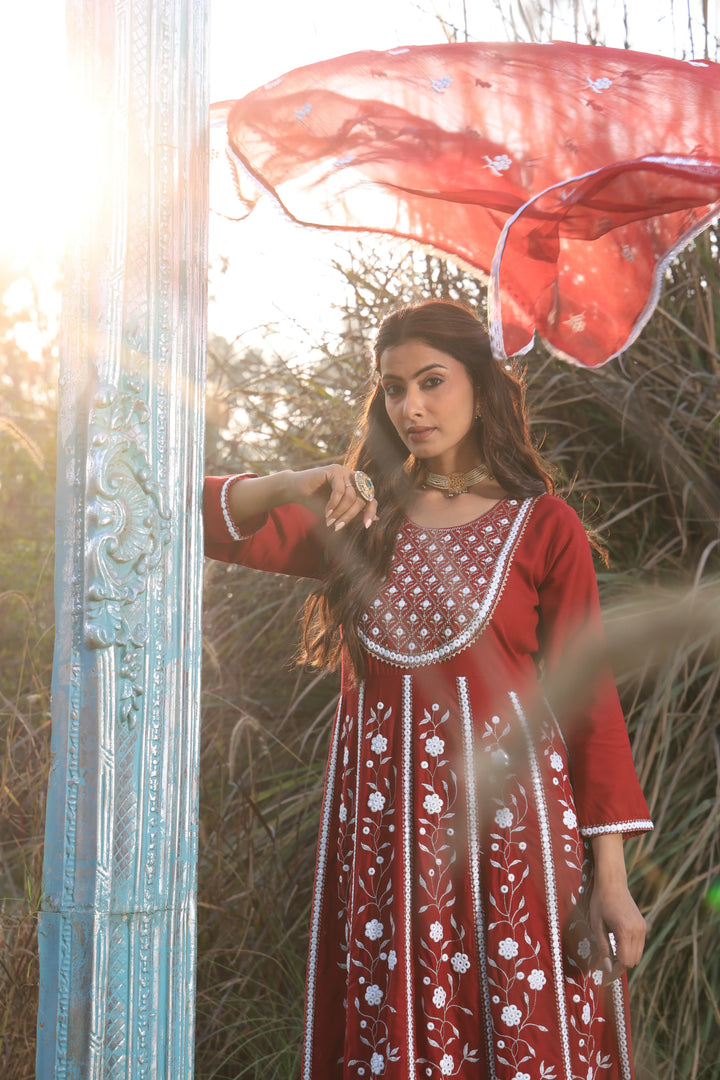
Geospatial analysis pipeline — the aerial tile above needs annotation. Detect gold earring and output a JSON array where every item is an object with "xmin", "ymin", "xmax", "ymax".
[{"xmin": 474, "ymin": 405, "xmax": 482, "ymax": 420}]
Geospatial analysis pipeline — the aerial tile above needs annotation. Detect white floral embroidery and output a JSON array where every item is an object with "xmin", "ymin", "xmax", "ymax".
[
  {"xmin": 345, "ymin": 698, "xmax": 400, "ymax": 1075},
  {"xmin": 511, "ymin": 1073, "xmax": 531, "ymax": 1080},
  {"xmin": 501, "ymin": 1003, "xmax": 522, "ymax": 1026},
  {"xmin": 414, "ymin": 700, "xmax": 482, "ymax": 1076},
  {"xmin": 484, "ymin": 153, "xmax": 512, "ymax": 174},
  {"xmin": 582, "ymin": 1002, "xmax": 591, "ymax": 1024},
  {"xmin": 494, "ymin": 806, "xmax": 514, "ymax": 828},
  {"xmin": 592, "ymin": 969, "xmax": 604, "ymax": 986},
  {"xmin": 550, "ymin": 751, "xmax": 563, "ymax": 771},
  {"xmin": 424, "ymin": 735, "xmax": 445, "ymax": 757},
  {"xmin": 294, "ymin": 102, "xmax": 312, "ymax": 120},
  {"xmin": 587, "ymin": 75, "xmax": 612, "ymax": 93},
  {"xmin": 423, "ymin": 792, "xmax": 443, "ymax": 814},
  {"xmin": 484, "ymin": 706, "xmax": 575, "ymax": 1076},
  {"xmin": 370, "ymin": 734, "xmax": 388, "ymax": 754},
  {"xmin": 564, "ymin": 312, "xmax": 587, "ymax": 333},
  {"xmin": 335, "ymin": 706, "xmax": 359, "ymax": 995},
  {"xmin": 577, "ymin": 938, "xmax": 591, "ymax": 959},
  {"xmin": 498, "ymin": 937, "xmax": 519, "ymax": 959},
  {"xmin": 368, "ymin": 791, "xmax": 386, "ymax": 812},
  {"xmin": 370, "ymin": 1051, "xmax": 384, "ymax": 1074},
  {"xmin": 365, "ymin": 919, "xmax": 384, "ymax": 941},
  {"xmin": 387, "ymin": 950, "xmax": 397, "ymax": 971},
  {"xmin": 430, "ymin": 75, "xmax": 452, "ymax": 92},
  {"xmin": 359, "ymin": 500, "xmax": 534, "ymax": 667},
  {"xmin": 440, "ymin": 1053, "xmax": 454, "ymax": 1075},
  {"xmin": 450, "ymin": 952, "xmax": 470, "ymax": 973},
  {"xmin": 563, "ymin": 808, "xmax": 578, "ymax": 830}
]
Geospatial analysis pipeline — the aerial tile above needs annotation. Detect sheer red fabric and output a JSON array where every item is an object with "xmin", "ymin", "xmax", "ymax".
[{"xmin": 211, "ymin": 41, "xmax": 720, "ymax": 367}]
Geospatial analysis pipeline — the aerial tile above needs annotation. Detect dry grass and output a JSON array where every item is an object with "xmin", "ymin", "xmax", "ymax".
[{"xmin": 0, "ymin": 648, "xmax": 51, "ymax": 1078}]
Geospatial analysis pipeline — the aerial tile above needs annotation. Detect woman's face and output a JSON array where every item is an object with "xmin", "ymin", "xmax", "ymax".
[{"xmin": 379, "ymin": 339, "xmax": 481, "ymax": 474}]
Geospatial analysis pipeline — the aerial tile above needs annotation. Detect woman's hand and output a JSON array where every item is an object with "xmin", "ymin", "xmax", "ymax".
[
  {"xmin": 289, "ymin": 464, "xmax": 378, "ymax": 531},
  {"xmin": 589, "ymin": 833, "xmax": 646, "ymax": 984}
]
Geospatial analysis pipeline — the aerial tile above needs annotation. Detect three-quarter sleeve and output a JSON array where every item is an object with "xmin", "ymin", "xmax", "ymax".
[
  {"xmin": 535, "ymin": 498, "xmax": 652, "ymax": 838},
  {"xmin": 203, "ymin": 474, "xmax": 327, "ymax": 579}
]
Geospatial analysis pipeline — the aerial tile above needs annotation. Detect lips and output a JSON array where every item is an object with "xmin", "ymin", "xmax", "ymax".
[{"xmin": 407, "ymin": 426, "xmax": 436, "ymax": 442}]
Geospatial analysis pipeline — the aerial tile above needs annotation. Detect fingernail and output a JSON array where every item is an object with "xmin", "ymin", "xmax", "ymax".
[
  {"xmin": 365, "ymin": 519, "xmax": 372, "ymax": 529},
  {"xmin": 326, "ymin": 517, "xmax": 335, "ymax": 527},
  {"xmin": 334, "ymin": 520, "xmax": 345, "ymax": 531}
]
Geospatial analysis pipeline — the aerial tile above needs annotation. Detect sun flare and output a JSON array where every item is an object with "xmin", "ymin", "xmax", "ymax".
[{"xmin": 0, "ymin": 7, "xmax": 93, "ymax": 267}]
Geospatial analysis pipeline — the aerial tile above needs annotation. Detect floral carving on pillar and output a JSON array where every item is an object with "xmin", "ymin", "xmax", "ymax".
[{"xmin": 84, "ymin": 370, "xmax": 172, "ymax": 727}]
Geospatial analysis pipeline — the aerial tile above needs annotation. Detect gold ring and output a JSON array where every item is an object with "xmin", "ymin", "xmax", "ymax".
[{"xmin": 353, "ymin": 470, "xmax": 375, "ymax": 502}]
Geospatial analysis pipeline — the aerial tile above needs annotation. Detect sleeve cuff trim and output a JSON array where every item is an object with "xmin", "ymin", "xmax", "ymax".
[
  {"xmin": 580, "ymin": 819, "xmax": 654, "ymax": 837},
  {"xmin": 220, "ymin": 474, "xmax": 266, "ymax": 541}
]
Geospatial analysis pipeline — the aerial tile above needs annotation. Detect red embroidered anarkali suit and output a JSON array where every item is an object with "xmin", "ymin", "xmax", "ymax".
[{"xmin": 204, "ymin": 476, "xmax": 652, "ymax": 1080}]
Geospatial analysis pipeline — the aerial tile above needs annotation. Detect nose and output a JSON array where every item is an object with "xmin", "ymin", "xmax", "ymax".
[{"xmin": 402, "ymin": 384, "xmax": 423, "ymax": 418}]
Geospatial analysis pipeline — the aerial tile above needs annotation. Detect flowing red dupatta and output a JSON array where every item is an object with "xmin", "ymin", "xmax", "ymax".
[{"xmin": 210, "ymin": 41, "xmax": 720, "ymax": 367}]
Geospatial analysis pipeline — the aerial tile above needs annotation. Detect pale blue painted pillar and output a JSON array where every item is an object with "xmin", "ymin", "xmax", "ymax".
[{"xmin": 37, "ymin": 2, "xmax": 209, "ymax": 1076}]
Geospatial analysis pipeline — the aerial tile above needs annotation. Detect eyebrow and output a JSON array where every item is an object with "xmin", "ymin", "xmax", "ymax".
[{"xmin": 380, "ymin": 363, "xmax": 448, "ymax": 383}]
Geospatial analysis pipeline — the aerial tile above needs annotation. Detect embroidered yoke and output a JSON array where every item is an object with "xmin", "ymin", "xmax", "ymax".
[{"xmin": 203, "ymin": 479, "xmax": 653, "ymax": 1080}]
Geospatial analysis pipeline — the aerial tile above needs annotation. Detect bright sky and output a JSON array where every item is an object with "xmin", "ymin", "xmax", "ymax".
[{"xmin": 0, "ymin": 1, "xmax": 716, "ymax": 350}]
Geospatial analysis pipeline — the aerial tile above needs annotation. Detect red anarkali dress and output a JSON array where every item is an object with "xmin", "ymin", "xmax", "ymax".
[{"xmin": 204, "ymin": 476, "xmax": 652, "ymax": 1080}]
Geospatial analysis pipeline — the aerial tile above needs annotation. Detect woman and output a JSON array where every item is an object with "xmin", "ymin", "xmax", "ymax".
[{"xmin": 203, "ymin": 301, "xmax": 652, "ymax": 1080}]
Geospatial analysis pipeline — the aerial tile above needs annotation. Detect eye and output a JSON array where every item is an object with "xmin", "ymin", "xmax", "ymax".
[
  {"xmin": 423, "ymin": 375, "xmax": 443, "ymax": 389},
  {"xmin": 383, "ymin": 383, "xmax": 402, "ymax": 398}
]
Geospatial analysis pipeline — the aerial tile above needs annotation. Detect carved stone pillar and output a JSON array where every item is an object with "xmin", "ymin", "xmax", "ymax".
[{"xmin": 37, "ymin": 2, "xmax": 208, "ymax": 1076}]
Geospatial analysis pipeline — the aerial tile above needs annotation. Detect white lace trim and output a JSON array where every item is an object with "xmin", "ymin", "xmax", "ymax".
[
  {"xmin": 511, "ymin": 690, "xmax": 573, "ymax": 1080},
  {"xmin": 458, "ymin": 676, "xmax": 497, "ymax": 1080},
  {"xmin": 580, "ymin": 820, "xmax": 653, "ymax": 837},
  {"xmin": 220, "ymin": 474, "xmax": 265, "ymax": 541},
  {"xmin": 401, "ymin": 674, "xmax": 417, "ymax": 1071},
  {"xmin": 220, "ymin": 475, "xmax": 244, "ymax": 540},
  {"xmin": 302, "ymin": 697, "xmax": 343, "ymax": 1080},
  {"xmin": 611, "ymin": 972, "xmax": 633, "ymax": 1080},
  {"xmin": 348, "ymin": 682, "xmax": 366, "ymax": 932},
  {"xmin": 359, "ymin": 498, "xmax": 535, "ymax": 667}
]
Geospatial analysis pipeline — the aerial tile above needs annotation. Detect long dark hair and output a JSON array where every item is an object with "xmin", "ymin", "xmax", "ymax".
[{"xmin": 300, "ymin": 300, "xmax": 554, "ymax": 677}]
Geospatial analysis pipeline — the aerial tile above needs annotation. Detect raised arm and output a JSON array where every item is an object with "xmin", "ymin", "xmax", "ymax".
[
  {"xmin": 203, "ymin": 465, "xmax": 379, "ymax": 578},
  {"xmin": 225, "ymin": 465, "xmax": 378, "ymax": 532}
]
